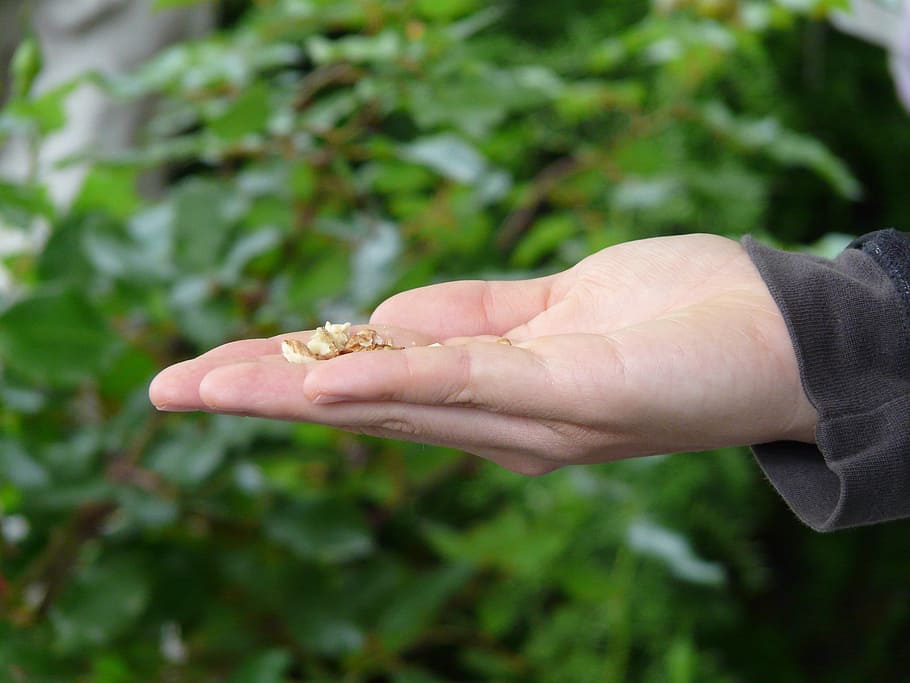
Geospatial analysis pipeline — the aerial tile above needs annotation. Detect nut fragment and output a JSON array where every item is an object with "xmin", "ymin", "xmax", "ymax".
[
  {"xmin": 345, "ymin": 329, "xmax": 393, "ymax": 352},
  {"xmin": 323, "ymin": 322, "xmax": 352, "ymax": 348},
  {"xmin": 282, "ymin": 321, "xmax": 400, "ymax": 364},
  {"xmin": 496, "ymin": 337, "xmax": 512, "ymax": 346},
  {"xmin": 281, "ymin": 339, "xmax": 317, "ymax": 364}
]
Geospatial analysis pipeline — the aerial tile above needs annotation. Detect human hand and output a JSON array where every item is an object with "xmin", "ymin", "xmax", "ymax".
[{"xmin": 149, "ymin": 233, "xmax": 817, "ymax": 475}]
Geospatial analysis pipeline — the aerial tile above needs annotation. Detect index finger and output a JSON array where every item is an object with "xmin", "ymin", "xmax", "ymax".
[{"xmin": 301, "ymin": 338, "xmax": 570, "ymax": 419}]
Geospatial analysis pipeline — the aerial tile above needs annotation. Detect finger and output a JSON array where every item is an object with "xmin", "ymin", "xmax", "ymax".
[
  {"xmin": 197, "ymin": 360, "xmax": 562, "ymax": 474},
  {"xmin": 149, "ymin": 338, "xmax": 279, "ymax": 411},
  {"xmin": 305, "ymin": 335, "xmax": 635, "ymax": 426},
  {"xmin": 302, "ymin": 341, "xmax": 563, "ymax": 416},
  {"xmin": 369, "ymin": 276, "xmax": 560, "ymax": 340},
  {"xmin": 351, "ymin": 424, "xmax": 561, "ymax": 477},
  {"xmin": 149, "ymin": 325, "xmax": 437, "ymax": 412}
]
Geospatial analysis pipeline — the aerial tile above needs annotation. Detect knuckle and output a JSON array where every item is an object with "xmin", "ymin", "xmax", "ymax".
[
  {"xmin": 444, "ymin": 346, "xmax": 476, "ymax": 405},
  {"xmin": 533, "ymin": 421, "xmax": 604, "ymax": 464},
  {"xmin": 378, "ymin": 417, "xmax": 421, "ymax": 436},
  {"xmin": 341, "ymin": 418, "xmax": 423, "ymax": 439}
]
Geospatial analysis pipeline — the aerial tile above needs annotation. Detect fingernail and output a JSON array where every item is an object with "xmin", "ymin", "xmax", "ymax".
[{"xmin": 153, "ymin": 403, "xmax": 197, "ymax": 413}]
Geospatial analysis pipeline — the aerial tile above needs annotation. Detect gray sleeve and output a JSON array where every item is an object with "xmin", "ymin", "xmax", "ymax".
[{"xmin": 742, "ymin": 230, "xmax": 910, "ymax": 532}]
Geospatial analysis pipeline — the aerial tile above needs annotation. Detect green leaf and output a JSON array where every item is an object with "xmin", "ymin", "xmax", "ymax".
[
  {"xmin": 89, "ymin": 654, "xmax": 134, "ymax": 683},
  {"xmin": 426, "ymin": 509, "xmax": 568, "ymax": 577},
  {"xmin": 362, "ymin": 160, "xmax": 435, "ymax": 195},
  {"xmin": 665, "ymin": 637, "xmax": 697, "ymax": 683},
  {"xmin": 399, "ymin": 134, "xmax": 489, "ymax": 184},
  {"xmin": 290, "ymin": 163, "xmax": 317, "ymax": 201},
  {"xmin": 98, "ymin": 346, "xmax": 157, "ymax": 401},
  {"xmin": 626, "ymin": 518, "xmax": 726, "ymax": 586},
  {"xmin": 265, "ymin": 498, "xmax": 373, "ymax": 564},
  {"xmin": 227, "ymin": 650, "xmax": 292, "ymax": 683},
  {"xmin": 115, "ymin": 488, "xmax": 178, "ymax": 530},
  {"xmin": 218, "ymin": 228, "xmax": 283, "ymax": 285},
  {"xmin": 9, "ymin": 34, "xmax": 43, "ymax": 100},
  {"xmin": 701, "ymin": 102, "xmax": 861, "ymax": 199},
  {"xmin": 209, "ymin": 83, "xmax": 271, "ymax": 140},
  {"xmin": 350, "ymin": 218, "xmax": 402, "ymax": 306},
  {"xmin": 300, "ymin": 91, "xmax": 359, "ymax": 133},
  {"xmin": 37, "ymin": 214, "xmax": 101, "ymax": 283},
  {"xmin": 285, "ymin": 252, "xmax": 350, "ymax": 307},
  {"xmin": 610, "ymin": 176, "xmax": 682, "ymax": 211},
  {"xmin": 377, "ymin": 563, "xmax": 473, "ymax": 652},
  {"xmin": 73, "ymin": 166, "xmax": 142, "ymax": 219},
  {"xmin": 147, "ymin": 424, "xmax": 227, "ymax": 487},
  {"xmin": 477, "ymin": 579, "xmax": 537, "ymax": 637},
  {"xmin": 307, "ymin": 31, "xmax": 403, "ymax": 65},
  {"xmin": 408, "ymin": 80, "xmax": 509, "ymax": 137},
  {"xmin": 0, "ymin": 180, "xmax": 54, "ymax": 225},
  {"xmin": 7, "ymin": 81, "xmax": 74, "ymax": 135},
  {"xmin": 0, "ymin": 439, "xmax": 49, "ymax": 489},
  {"xmin": 82, "ymin": 220, "xmax": 174, "ymax": 283},
  {"xmin": 555, "ymin": 80, "xmax": 643, "ymax": 121},
  {"xmin": 394, "ymin": 670, "xmax": 448, "ymax": 683},
  {"xmin": 0, "ymin": 380, "xmax": 46, "ymax": 413},
  {"xmin": 153, "ymin": 0, "xmax": 211, "ymax": 8},
  {"xmin": 0, "ymin": 288, "xmax": 119, "ymax": 388},
  {"xmin": 172, "ymin": 179, "xmax": 238, "ymax": 271},
  {"xmin": 287, "ymin": 604, "xmax": 364, "ymax": 656},
  {"xmin": 415, "ymin": 0, "xmax": 481, "ymax": 20},
  {"xmin": 613, "ymin": 130, "xmax": 685, "ymax": 176},
  {"xmin": 511, "ymin": 214, "xmax": 579, "ymax": 268},
  {"xmin": 50, "ymin": 557, "xmax": 150, "ymax": 653}
]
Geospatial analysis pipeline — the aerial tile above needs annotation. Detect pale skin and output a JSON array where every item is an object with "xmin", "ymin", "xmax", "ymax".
[{"xmin": 149, "ymin": 233, "xmax": 818, "ymax": 475}]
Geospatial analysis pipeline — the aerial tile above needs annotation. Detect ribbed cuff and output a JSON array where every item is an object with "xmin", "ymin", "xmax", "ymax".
[{"xmin": 743, "ymin": 232, "xmax": 910, "ymax": 531}]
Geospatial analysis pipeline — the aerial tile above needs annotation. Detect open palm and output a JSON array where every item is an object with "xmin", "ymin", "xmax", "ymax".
[{"xmin": 150, "ymin": 234, "xmax": 817, "ymax": 474}]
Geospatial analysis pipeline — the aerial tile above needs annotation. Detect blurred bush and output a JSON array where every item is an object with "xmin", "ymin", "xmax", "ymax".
[{"xmin": 1, "ymin": 0, "xmax": 909, "ymax": 681}]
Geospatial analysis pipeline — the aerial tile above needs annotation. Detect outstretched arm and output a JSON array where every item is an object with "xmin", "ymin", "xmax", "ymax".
[{"xmin": 149, "ymin": 233, "xmax": 817, "ymax": 476}]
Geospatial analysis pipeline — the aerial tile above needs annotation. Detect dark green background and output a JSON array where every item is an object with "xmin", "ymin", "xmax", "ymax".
[{"xmin": 1, "ymin": 1, "xmax": 909, "ymax": 681}]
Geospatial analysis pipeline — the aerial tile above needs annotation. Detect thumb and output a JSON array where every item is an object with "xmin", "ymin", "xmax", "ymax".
[{"xmin": 370, "ymin": 276, "xmax": 559, "ymax": 340}]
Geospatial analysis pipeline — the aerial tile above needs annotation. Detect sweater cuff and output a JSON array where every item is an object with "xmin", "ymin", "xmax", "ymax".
[{"xmin": 743, "ymin": 231, "xmax": 910, "ymax": 532}]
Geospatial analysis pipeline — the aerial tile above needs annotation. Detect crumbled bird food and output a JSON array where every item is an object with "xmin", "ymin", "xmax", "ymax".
[
  {"xmin": 281, "ymin": 322, "xmax": 399, "ymax": 363},
  {"xmin": 280, "ymin": 339, "xmax": 318, "ymax": 364}
]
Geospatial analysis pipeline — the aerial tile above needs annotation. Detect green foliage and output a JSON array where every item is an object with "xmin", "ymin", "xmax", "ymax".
[
  {"xmin": 0, "ymin": 288, "xmax": 119, "ymax": 387},
  {"xmin": 8, "ymin": 34, "xmax": 42, "ymax": 102},
  {"xmin": 2, "ymin": 0, "xmax": 909, "ymax": 681}
]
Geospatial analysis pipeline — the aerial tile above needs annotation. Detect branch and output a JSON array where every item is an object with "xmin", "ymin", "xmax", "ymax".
[{"xmin": 496, "ymin": 156, "xmax": 579, "ymax": 251}]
